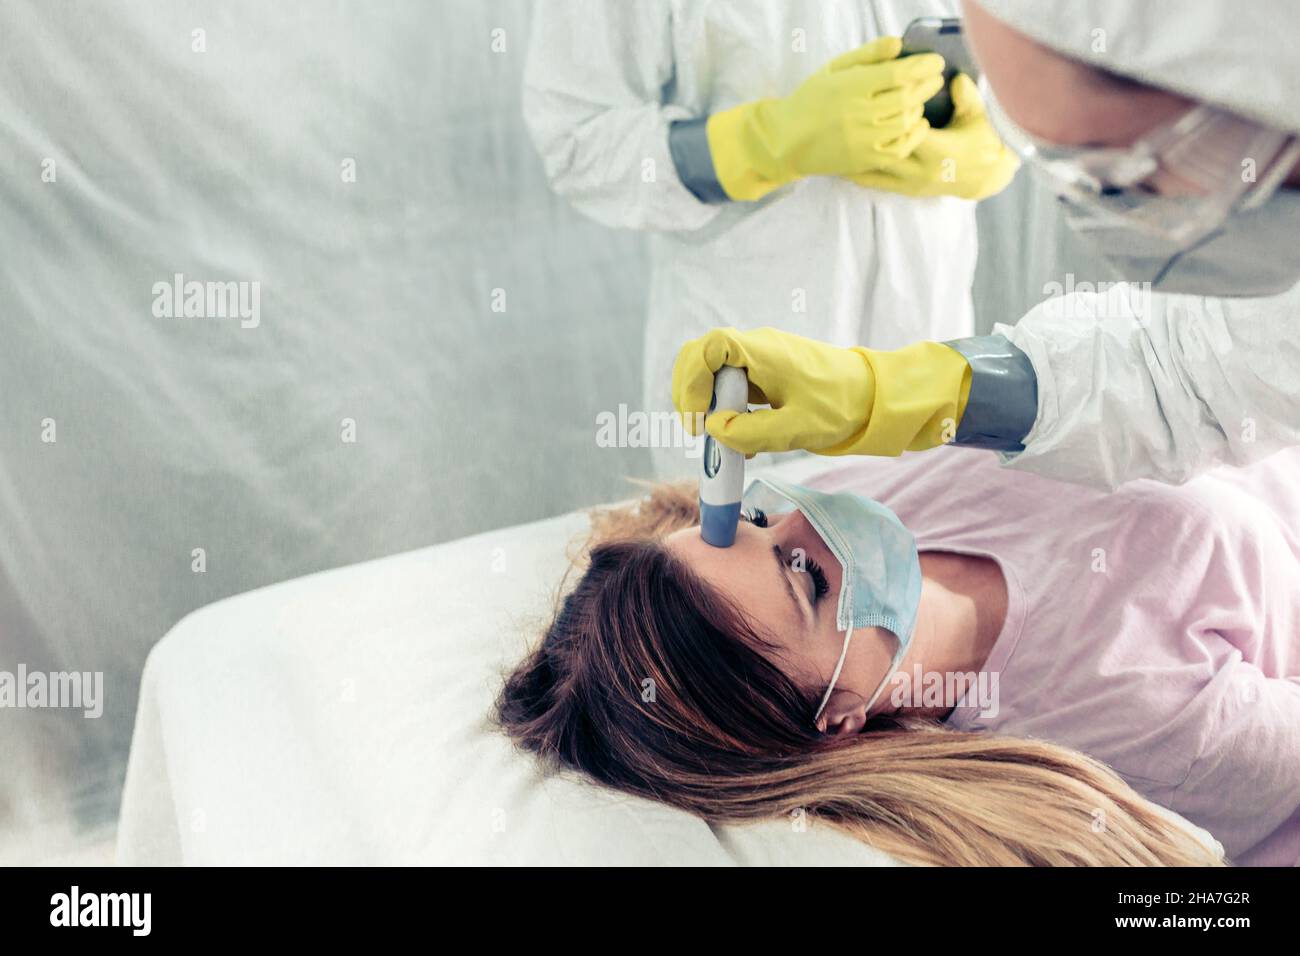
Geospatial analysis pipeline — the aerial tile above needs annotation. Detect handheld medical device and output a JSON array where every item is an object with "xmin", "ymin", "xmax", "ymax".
[
  {"xmin": 900, "ymin": 17, "xmax": 981, "ymax": 129},
  {"xmin": 699, "ymin": 366, "xmax": 749, "ymax": 548}
]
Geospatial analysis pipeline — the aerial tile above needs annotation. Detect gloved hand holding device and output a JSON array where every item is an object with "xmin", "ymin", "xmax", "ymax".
[
  {"xmin": 672, "ymin": 326, "xmax": 972, "ymax": 457},
  {"xmin": 847, "ymin": 73, "xmax": 1019, "ymax": 200},
  {"xmin": 704, "ymin": 37, "xmax": 945, "ymax": 201}
]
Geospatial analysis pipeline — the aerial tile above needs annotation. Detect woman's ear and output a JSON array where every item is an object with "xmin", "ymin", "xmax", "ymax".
[{"xmin": 816, "ymin": 689, "xmax": 869, "ymax": 736}]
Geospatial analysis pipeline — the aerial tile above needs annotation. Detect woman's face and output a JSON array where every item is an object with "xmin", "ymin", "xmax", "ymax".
[{"xmin": 664, "ymin": 510, "xmax": 899, "ymax": 733}]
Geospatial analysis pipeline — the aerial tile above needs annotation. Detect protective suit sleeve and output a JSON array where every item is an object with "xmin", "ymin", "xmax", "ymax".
[
  {"xmin": 997, "ymin": 281, "xmax": 1300, "ymax": 489},
  {"xmin": 522, "ymin": 0, "xmax": 721, "ymax": 232}
]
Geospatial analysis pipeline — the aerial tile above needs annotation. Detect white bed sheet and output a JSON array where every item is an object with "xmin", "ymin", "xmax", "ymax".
[{"xmin": 116, "ymin": 456, "xmax": 1219, "ymax": 865}]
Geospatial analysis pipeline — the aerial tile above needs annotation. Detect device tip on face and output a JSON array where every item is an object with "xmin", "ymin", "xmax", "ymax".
[{"xmin": 699, "ymin": 500, "xmax": 742, "ymax": 547}]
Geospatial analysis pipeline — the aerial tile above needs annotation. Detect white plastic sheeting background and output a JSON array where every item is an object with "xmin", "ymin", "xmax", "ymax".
[{"xmin": 0, "ymin": 0, "xmax": 1100, "ymax": 860}]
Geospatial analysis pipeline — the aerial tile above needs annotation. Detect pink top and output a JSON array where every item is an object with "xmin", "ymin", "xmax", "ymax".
[{"xmin": 806, "ymin": 445, "xmax": 1300, "ymax": 866}]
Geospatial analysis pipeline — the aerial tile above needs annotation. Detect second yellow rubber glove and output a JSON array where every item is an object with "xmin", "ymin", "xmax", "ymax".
[
  {"xmin": 705, "ymin": 37, "xmax": 945, "ymax": 202},
  {"xmin": 847, "ymin": 73, "xmax": 1020, "ymax": 200},
  {"xmin": 673, "ymin": 327, "xmax": 972, "ymax": 457}
]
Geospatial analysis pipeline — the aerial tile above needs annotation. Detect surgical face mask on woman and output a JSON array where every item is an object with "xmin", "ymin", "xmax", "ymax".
[{"xmin": 664, "ymin": 479, "xmax": 923, "ymax": 731}]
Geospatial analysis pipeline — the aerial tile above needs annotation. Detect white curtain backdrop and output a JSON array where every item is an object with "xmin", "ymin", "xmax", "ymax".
[{"xmin": 0, "ymin": 0, "xmax": 1101, "ymax": 861}]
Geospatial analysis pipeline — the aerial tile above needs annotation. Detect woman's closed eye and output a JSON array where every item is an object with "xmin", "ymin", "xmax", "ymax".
[
  {"xmin": 743, "ymin": 507, "xmax": 829, "ymax": 607},
  {"xmin": 805, "ymin": 557, "xmax": 829, "ymax": 601}
]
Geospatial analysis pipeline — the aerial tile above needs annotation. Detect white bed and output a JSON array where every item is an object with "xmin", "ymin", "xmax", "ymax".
[{"xmin": 116, "ymin": 457, "xmax": 1220, "ymax": 865}]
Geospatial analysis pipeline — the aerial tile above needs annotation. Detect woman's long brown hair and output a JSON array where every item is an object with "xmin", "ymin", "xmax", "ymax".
[{"xmin": 496, "ymin": 482, "xmax": 1222, "ymax": 866}]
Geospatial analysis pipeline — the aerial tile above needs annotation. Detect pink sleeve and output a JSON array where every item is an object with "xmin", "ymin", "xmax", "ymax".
[{"xmin": 1167, "ymin": 661, "xmax": 1300, "ymax": 864}]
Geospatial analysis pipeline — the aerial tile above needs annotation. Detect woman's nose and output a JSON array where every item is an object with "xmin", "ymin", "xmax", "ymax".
[
  {"xmin": 775, "ymin": 509, "xmax": 832, "ymax": 557},
  {"xmin": 772, "ymin": 508, "xmax": 812, "ymax": 541}
]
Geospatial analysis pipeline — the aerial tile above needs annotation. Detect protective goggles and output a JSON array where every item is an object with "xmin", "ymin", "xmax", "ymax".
[{"xmin": 982, "ymin": 79, "xmax": 1300, "ymax": 246}]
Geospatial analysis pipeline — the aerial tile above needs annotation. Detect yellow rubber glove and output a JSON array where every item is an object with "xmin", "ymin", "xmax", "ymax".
[
  {"xmin": 847, "ymin": 74, "xmax": 1020, "ymax": 200},
  {"xmin": 673, "ymin": 327, "xmax": 972, "ymax": 457},
  {"xmin": 705, "ymin": 37, "xmax": 945, "ymax": 202}
]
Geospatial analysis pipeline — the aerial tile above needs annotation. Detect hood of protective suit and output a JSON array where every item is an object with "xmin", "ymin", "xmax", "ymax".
[{"xmin": 970, "ymin": 0, "xmax": 1300, "ymax": 134}]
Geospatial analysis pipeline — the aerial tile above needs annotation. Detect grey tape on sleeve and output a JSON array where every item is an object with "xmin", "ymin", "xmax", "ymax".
[
  {"xmin": 943, "ymin": 334, "xmax": 1039, "ymax": 452},
  {"xmin": 668, "ymin": 117, "xmax": 730, "ymax": 205}
]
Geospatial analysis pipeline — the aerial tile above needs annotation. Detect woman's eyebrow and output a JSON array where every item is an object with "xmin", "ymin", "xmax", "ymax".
[{"xmin": 771, "ymin": 544, "xmax": 812, "ymax": 626}]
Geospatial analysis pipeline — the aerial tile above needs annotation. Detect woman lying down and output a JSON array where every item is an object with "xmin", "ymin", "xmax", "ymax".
[{"xmin": 497, "ymin": 444, "xmax": 1300, "ymax": 866}]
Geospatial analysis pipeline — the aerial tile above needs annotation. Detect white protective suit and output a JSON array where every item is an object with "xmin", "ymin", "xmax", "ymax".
[
  {"xmin": 523, "ymin": 0, "xmax": 978, "ymax": 477},
  {"xmin": 975, "ymin": 0, "xmax": 1300, "ymax": 488},
  {"xmin": 994, "ymin": 282, "xmax": 1300, "ymax": 488}
]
